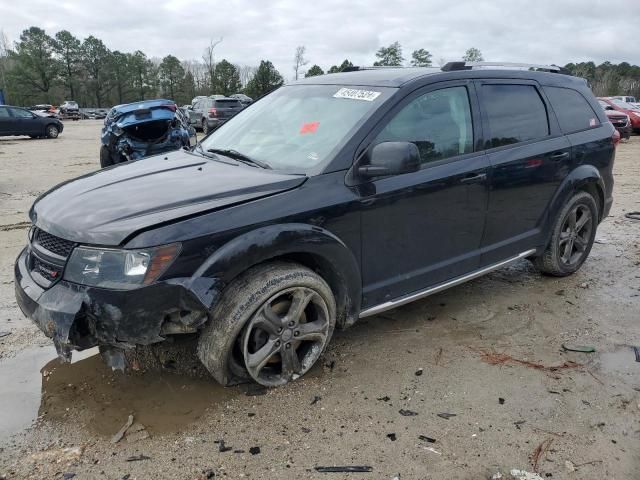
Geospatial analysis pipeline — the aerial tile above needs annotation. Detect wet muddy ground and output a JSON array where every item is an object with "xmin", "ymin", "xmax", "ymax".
[{"xmin": 0, "ymin": 122, "xmax": 639, "ymax": 479}]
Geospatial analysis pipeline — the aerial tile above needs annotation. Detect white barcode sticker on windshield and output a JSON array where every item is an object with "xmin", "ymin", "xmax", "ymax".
[{"xmin": 333, "ymin": 88, "xmax": 381, "ymax": 102}]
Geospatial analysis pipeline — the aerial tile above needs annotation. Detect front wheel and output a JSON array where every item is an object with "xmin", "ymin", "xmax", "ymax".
[
  {"xmin": 46, "ymin": 124, "xmax": 59, "ymax": 139},
  {"xmin": 533, "ymin": 191, "xmax": 598, "ymax": 276},
  {"xmin": 197, "ymin": 262, "xmax": 336, "ymax": 387},
  {"xmin": 99, "ymin": 146, "xmax": 114, "ymax": 168}
]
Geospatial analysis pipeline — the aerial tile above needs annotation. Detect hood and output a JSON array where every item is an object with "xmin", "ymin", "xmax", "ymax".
[
  {"xmin": 31, "ymin": 149, "xmax": 306, "ymax": 246},
  {"xmin": 604, "ymin": 110, "xmax": 627, "ymax": 118}
]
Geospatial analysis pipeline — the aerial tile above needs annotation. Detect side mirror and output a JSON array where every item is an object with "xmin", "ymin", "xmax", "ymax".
[{"xmin": 358, "ymin": 141, "xmax": 421, "ymax": 178}]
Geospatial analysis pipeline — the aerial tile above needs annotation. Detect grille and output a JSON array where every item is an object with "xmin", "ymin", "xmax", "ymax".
[
  {"xmin": 33, "ymin": 228, "xmax": 75, "ymax": 258},
  {"xmin": 31, "ymin": 256, "xmax": 63, "ymax": 282}
]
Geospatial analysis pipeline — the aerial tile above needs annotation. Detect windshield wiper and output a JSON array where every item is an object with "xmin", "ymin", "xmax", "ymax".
[{"xmin": 207, "ymin": 148, "xmax": 272, "ymax": 169}]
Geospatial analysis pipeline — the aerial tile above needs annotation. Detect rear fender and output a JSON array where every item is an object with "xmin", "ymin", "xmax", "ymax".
[
  {"xmin": 542, "ymin": 164, "xmax": 605, "ymax": 247},
  {"xmin": 189, "ymin": 223, "xmax": 362, "ymax": 328}
]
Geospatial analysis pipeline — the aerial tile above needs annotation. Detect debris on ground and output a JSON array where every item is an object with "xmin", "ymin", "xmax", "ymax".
[
  {"xmin": 125, "ymin": 423, "xmax": 150, "ymax": 443},
  {"xmin": 562, "ymin": 344, "xmax": 596, "ymax": 353},
  {"xmin": 111, "ymin": 415, "xmax": 134, "ymax": 444},
  {"xmin": 249, "ymin": 447, "xmax": 260, "ymax": 455},
  {"xmin": 499, "ymin": 397, "xmax": 506, "ymax": 405},
  {"xmin": 0, "ymin": 331, "xmax": 11, "ymax": 338},
  {"xmin": 470, "ymin": 347, "xmax": 582, "ymax": 374},
  {"xmin": 399, "ymin": 409, "xmax": 418, "ymax": 416},
  {"xmin": 565, "ymin": 460, "xmax": 575, "ymax": 472},
  {"xmin": 509, "ymin": 469, "xmax": 544, "ymax": 480},
  {"xmin": 311, "ymin": 395, "xmax": 322, "ymax": 405},
  {"xmin": 634, "ymin": 346, "xmax": 640, "ymax": 363},
  {"xmin": 315, "ymin": 466, "xmax": 373, "ymax": 473},
  {"xmin": 514, "ymin": 420, "xmax": 526, "ymax": 430},
  {"xmin": 125, "ymin": 455, "xmax": 151, "ymax": 462},
  {"xmin": 437, "ymin": 413, "xmax": 456, "ymax": 419},
  {"xmin": 418, "ymin": 435, "xmax": 436, "ymax": 443},
  {"xmin": 196, "ymin": 469, "xmax": 216, "ymax": 479},
  {"xmin": 62, "ymin": 473, "xmax": 76, "ymax": 479},
  {"xmin": 377, "ymin": 396, "xmax": 391, "ymax": 402},
  {"xmin": 415, "ymin": 368, "xmax": 423, "ymax": 376},
  {"xmin": 387, "ymin": 433, "xmax": 397, "ymax": 441},
  {"xmin": 530, "ymin": 438, "xmax": 553, "ymax": 471},
  {"xmin": 217, "ymin": 440, "xmax": 232, "ymax": 453},
  {"xmin": 29, "ymin": 446, "xmax": 84, "ymax": 465},
  {"xmin": 424, "ymin": 446, "xmax": 441, "ymax": 455},
  {"xmin": 624, "ymin": 211, "xmax": 640, "ymax": 221}
]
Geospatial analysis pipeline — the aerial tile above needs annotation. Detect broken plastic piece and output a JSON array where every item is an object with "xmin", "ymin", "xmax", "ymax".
[
  {"xmin": 315, "ymin": 466, "xmax": 373, "ymax": 473},
  {"xmin": 510, "ymin": 469, "xmax": 544, "ymax": 480},
  {"xmin": 562, "ymin": 344, "xmax": 596, "ymax": 353},
  {"xmin": 437, "ymin": 413, "xmax": 456, "ymax": 419},
  {"xmin": 399, "ymin": 409, "xmax": 418, "ymax": 416},
  {"xmin": 418, "ymin": 435, "xmax": 436, "ymax": 443}
]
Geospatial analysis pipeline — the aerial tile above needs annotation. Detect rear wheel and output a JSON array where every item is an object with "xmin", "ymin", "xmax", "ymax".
[
  {"xmin": 533, "ymin": 191, "xmax": 598, "ymax": 276},
  {"xmin": 197, "ymin": 262, "xmax": 336, "ymax": 387},
  {"xmin": 202, "ymin": 119, "xmax": 210, "ymax": 135},
  {"xmin": 46, "ymin": 124, "xmax": 59, "ymax": 139}
]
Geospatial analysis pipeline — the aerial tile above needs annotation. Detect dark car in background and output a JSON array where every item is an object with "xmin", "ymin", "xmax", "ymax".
[
  {"xmin": 99, "ymin": 99, "xmax": 193, "ymax": 167},
  {"xmin": 599, "ymin": 99, "xmax": 632, "ymax": 140},
  {"xmin": 59, "ymin": 100, "xmax": 80, "ymax": 120},
  {"xmin": 0, "ymin": 105, "xmax": 63, "ymax": 138},
  {"xmin": 191, "ymin": 97, "xmax": 244, "ymax": 134},
  {"xmin": 15, "ymin": 63, "xmax": 615, "ymax": 388}
]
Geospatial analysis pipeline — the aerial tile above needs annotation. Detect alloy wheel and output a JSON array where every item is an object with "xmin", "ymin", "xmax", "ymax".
[
  {"xmin": 47, "ymin": 126, "xmax": 59, "ymax": 138},
  {"xmin": 558, "ymin": 204, "xmax": 592, "ymax": 267},
  {"xmin": 241, "ymin": 286, "xmax": 331, "ymax": 386}
]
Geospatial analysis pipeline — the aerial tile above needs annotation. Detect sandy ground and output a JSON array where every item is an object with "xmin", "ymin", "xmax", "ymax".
[{"xmin": 0, "ymin": 121, "xmax": 639, "ymax": 480}]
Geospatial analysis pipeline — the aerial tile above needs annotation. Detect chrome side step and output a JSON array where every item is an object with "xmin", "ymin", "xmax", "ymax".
[{"xmin": 359, "ymin": 249, "xmax": 537, "ymax": 318}]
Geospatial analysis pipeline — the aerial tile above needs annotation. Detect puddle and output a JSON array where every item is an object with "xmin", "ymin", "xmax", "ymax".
[
  {"xmin": 0, "ymin": 345, "xmax": 57, "ymax": 442},
  {"xmin": 0, "ymin": 344, "xmax": 244, "ymax": 442},
  {"xmin": 597, "ymin": 347, "xmax": 640, "ymax": 382}
]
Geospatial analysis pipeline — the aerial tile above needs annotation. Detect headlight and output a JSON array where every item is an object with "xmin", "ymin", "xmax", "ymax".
[{"xmin": 63, "ymin": 243, "xmax": 180, "ymax": 289}]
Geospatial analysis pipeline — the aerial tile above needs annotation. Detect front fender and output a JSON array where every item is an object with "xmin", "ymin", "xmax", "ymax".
[{"xmin": 188, "ymin": 223, "xmax": 362, "ymax": 328}]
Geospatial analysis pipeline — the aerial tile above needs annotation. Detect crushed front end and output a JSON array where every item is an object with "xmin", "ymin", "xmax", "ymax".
[
  {"xmin": 101, "ymin": 99, "xmax": 194, "ymax": 163},
  {"xmin": 14, "ymin": 227, "xmax": 209, "ymax": 368}
]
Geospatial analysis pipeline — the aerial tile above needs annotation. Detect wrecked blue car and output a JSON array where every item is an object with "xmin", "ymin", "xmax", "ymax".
[{"xmin": 100, "ymin": 99, "xmax": 194, "ymax": 168}]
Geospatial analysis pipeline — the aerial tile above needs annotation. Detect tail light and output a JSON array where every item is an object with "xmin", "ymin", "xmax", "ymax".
[
  {"xmin": 208, "ymin": 108, "xmax": 218, "ymax": 118},
  {"xmin": 612, "ymin": 128, "xmax": 620, "ymax": 148}
]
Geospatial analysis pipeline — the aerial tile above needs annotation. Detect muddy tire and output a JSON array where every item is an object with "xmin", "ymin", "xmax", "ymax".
[
  {"xmin": 197, "ymin": 261, "xmax": 336, "ymax": 387},
  {"xmin": 533, "ymin": 191, "xmax": 598, "ymax": 276},
  {"xmin": 99, "ymin": 146, "xmax": 114, "ymax": 168},
  {"xmin": 202, "ymin": 119, "xmax": 209, "ymax": 135},
  {"xmin": 46, "ymin": 124, "xmax": 59, "ymax": 139}
]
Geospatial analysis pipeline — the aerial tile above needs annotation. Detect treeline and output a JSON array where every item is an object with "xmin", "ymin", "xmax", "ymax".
[{"xmin": 1, "ymin": 27, "xmax": 638, "ymax": 108}]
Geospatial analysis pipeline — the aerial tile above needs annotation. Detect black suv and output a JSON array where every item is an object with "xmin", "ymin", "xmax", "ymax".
[
  {"xmin": 191, "ymin": 97, "xmax": 244, "ymax": 134},
  {"xmin": 15, "ymin": 63, "xmax": 615, "ymax": 387}
]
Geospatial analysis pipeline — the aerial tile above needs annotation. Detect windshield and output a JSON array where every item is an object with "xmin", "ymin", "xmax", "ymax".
[
  {"xmin": 200, "ymin": 84, "xmax": 393, "ymax": 173},
  {"xmin": 610, "ymin": 99, "xmax": 632, "ymax": 109}
]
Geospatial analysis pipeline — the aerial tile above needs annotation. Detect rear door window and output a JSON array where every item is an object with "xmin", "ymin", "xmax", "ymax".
[
  {"xmin": 0, "ymin": 107, "xmax": 9, "ymax": 118},
  {"xmin": 545, "ymin": 87, "xmax": 599, "ymax": 133},
  {"xmin": 481, "ymin": 84, "xmax": 549, "ymax": 148},
  {"xmin": 9, "ymin": 108, "xmax": 34, "ymax": 118}
]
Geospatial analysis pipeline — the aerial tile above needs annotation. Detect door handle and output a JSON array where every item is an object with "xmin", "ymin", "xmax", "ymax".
[
  {"xmin": 550, "ymin": 151, "xmax": 570, "ymax": 161},
  {"xmin": 460, "ymin": 173, "xmax": 487, "ymax": 184}
]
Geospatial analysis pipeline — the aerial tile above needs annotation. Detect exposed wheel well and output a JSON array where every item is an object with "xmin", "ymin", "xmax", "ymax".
[{"xmin": 578, "ymin": 182, "xmax": 604, "ymax": 222}]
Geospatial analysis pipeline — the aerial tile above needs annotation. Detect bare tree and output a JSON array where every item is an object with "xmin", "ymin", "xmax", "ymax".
[
  {"xmin": 293, "ymin": 45, "xmax": 308, "ymax": 80},
  {"xmin": 202, "ymin": 37, "xmax": 223, "ymax": 92},
  {"xmin": 0, "ymin": 30, "xmax": 10, "ymax": 94}
]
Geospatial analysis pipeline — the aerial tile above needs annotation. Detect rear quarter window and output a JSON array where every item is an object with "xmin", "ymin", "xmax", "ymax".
[
  {"xmin": 482, "ymin": 84, "xmax": 549, "ymax": 148},
  {"xmin": 545, "ymin": 86, "xmax": 600, "ymax": 133},
  {"xmin": 215, "ymin": 100, "xmax": 242, "ymax": 107}
]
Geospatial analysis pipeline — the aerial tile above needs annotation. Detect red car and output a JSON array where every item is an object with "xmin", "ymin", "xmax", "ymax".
[
  {"xmin": 598, "ymin": 97, "xmax": 640, "ymax": 132},
  {"xmin": 598, "ymin": 99, "xmax": 632, "ymax": 140}
]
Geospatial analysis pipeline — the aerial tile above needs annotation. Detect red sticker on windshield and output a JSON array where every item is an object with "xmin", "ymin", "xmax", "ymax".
[{"xmin": 300, "ymin": 121, "xmax": 320, "ymax": 134}]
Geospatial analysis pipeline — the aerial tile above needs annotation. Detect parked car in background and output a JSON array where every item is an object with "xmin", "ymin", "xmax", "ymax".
[
  {"xmin": 598, "ymin": 97, "xmax": 640, "ymax": 132},
  {"xmin": 230, "ymin": 93, "xmax": 253, "ymax": 107},
  {"xmin": 100, "ymin": 99, "xmax": 194, "ymax": 168},
  {"xmin": 15, "ymin": 63, "xmax": 615, "ymax": 387},
  {"xmin": 191, "ymin": 96, "xmax": 243, "ymax": 134},
  {"xmin": 611, "ymin": 95, "xmax": 637, "ymax": 104},
  {"xmin": 598, "ymin": 99, "xmax": 632, "ymax": 140},
  {"xmin": 29, "ymin": 104, "xmax": 58, "ymax": 117},
  {"xmin": 0, "ymin": 105, "xmax": 63, "ymax": 138},
  {"xmin": 95, "ymin": 109, "xmax": 108, "ymax": 119},
  {"xmin": 59, "ymin": 100, "xmax": 80, "ymax": 120}
]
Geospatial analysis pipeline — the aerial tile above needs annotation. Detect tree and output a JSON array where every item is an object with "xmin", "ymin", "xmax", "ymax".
[
  {"xmin": 159, "ymin": 54, "xmax": 184, "ymax": 100},
  {"xmin": 109, "ymin": 51, "xmax": 131, "ymax": 104},
  {"xmin": 305, "ymin": 64, "xmax": 324, "ymax": 77},
  {"xmin": 129, "ymin": 50, "xmax": 154, "ymax": 100},
  {"xmin": 52, "ymin": 30, "xmax": 82, "ymax": 99},
  {"xmin": 202, "ymin": 37, "xmax": 223, "ymax": 93},
  {"xmin": 327, "ymin": 59, "xmax": 353, "ymax": 73},
  {"xmin": 410, "ymin": 48, "xmax": 432, "ymax": 67},
  {"xmin": 10, "ymin": 27, "xmax": 58, "ymax": 102},
  {"xmin": 293, "ymin": 45, "xmax": 308, "ymax": 80},
  {"xmin": 236, "ymin": 64, "xmax": 256, "ymax": 88},
  {"xmin": 82, "ymin": 36, "xmax": 112, "ymax": 106},
  {"xmin": 213, "ymin": 59, "xmax": 241, "ymax": 96},
  {"xmin": 374, "ymin": 41, "xmax": 404, "ymax": 67},
  {"xmin": 244, "ymin": 60, "xmax": 283, "ymax": 98},
  {"xmin": 462, "ymin": 47, "xmax": 484, "ymax": 62}
]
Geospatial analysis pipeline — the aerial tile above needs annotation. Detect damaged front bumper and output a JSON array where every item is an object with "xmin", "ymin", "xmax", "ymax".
[{"xmin": 14, "ymin": 247, "xmax": 210, "ymax": 366}]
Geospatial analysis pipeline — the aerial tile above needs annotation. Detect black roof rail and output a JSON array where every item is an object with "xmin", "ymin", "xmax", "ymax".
[{"xmin": 441, "ymin": 61, "xmax": 571, "ymax": 75}]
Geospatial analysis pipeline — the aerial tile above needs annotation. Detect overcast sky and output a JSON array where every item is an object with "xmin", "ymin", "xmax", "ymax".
[{"xmin": 2, "ymin": 0, "xmax": 639, "ymax": 79}]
